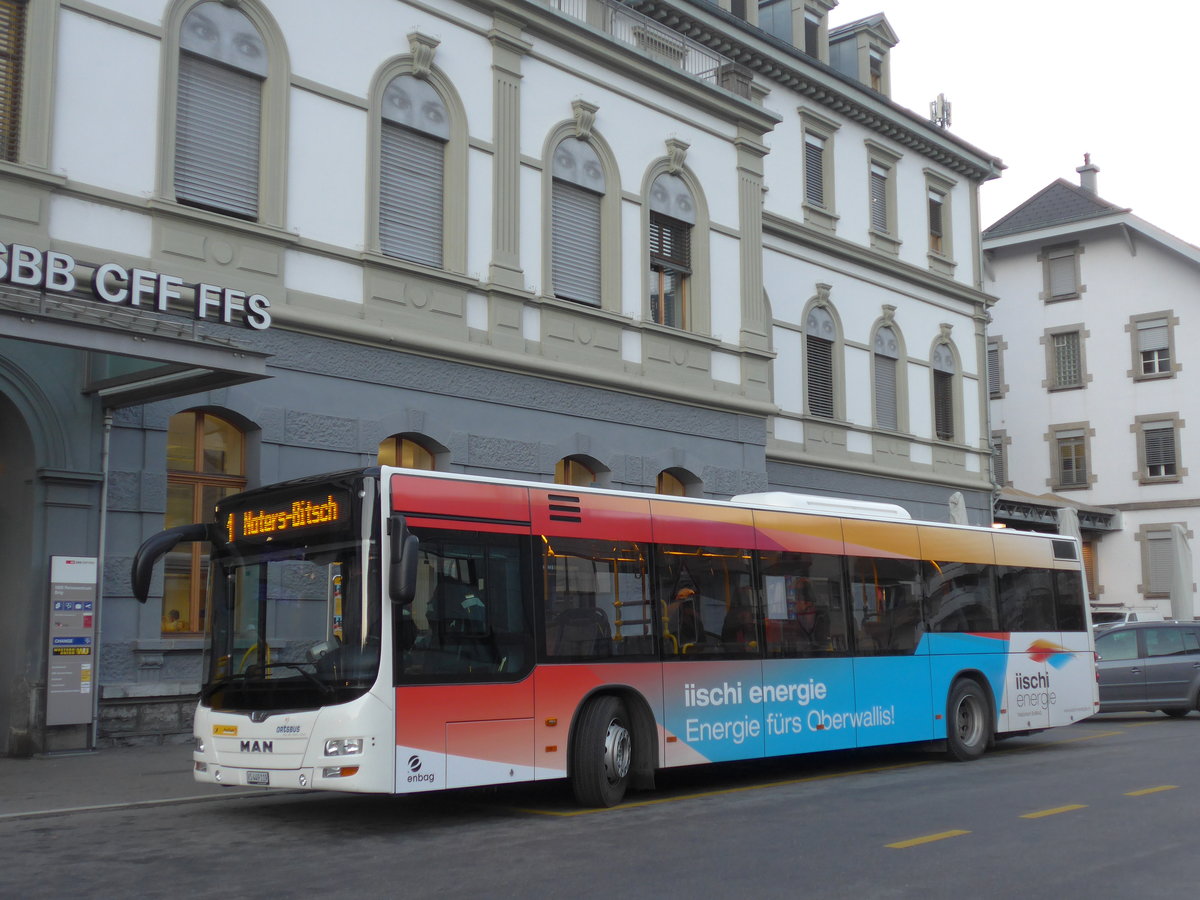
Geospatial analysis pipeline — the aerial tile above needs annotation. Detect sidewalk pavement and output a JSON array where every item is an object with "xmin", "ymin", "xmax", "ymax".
[{"xmin": 0, "ymin": 741, "xmax": 269, "ymax": 821}]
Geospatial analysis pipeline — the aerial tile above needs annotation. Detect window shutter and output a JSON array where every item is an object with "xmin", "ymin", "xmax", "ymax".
[
  {"xmin": 649, "ymin": 215, "xmax": 691, "ymax": 269},
  {"xmin": 928, "ymin": 190, "xmax": 943, "ymax": 237},
  {"xmin": 1057, "ymin": 431, "xmax": 1086, "ymax": 486},
  {"xmin": 1147, "ymin": 531, "xmax": 1173, "ymax": 594},
  {"xmin": 870, "ymin": 164, "xmax": 888, "ymax": 231},
  {"xmin": 1138, "ymin": 319, "xmax": 1168, "ymax": 351},
  {"xmin": 987, "ymin": 345, "xmax": 1001, "ymax": 396},
  {"xmin": 175, "ymin": 54, "xmax": 262, "ymax": 218},
  {"xmin": 991, "ymin": 436, "xmax": 1006, "ymax": 486},
  {"xmin": 933, "ymin": 369, "xmax": 954, "ymax": 440},
  {"xmin": 874, "ymin": 354, "xmax": 897, "ymax": 430},
  {"xmin": 1048, "ymin": 251, "xmax": 1076, "ymax": 297},
  {"xmin": 0, "ymin": 0, "xmax": 25, "ymax": 162},
  {"xmin": 380, "ymin": 122, "xmax": 445, "ymax": 267},
  {"xmin": 804, "ymin": 133, "xmax": 824, "ymax": 207},
  {"xmin": 552, "ymin": 180, "xmax": 602, "ymax": 305},
  {"xmin": 807, "ymin": 335, "xmax": 834, "ymax": 417},
  {"xmin": 1144, "ymin": 424, "xmax": 1176, "ymax": 476}
]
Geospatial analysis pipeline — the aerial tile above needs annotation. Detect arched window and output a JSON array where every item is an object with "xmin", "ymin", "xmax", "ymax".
[
  {"xmin": 648, "ymin": 173, "xmax": 695, "ymax": 329},
  {"xmin": 174, "ymin": 2, "xmax": 269, "ymax": 218},
  {"xmin": 874, "ymin": 326, "xmax": 900, "ymax": 431},
  {"xmin": 378, "ymin": 434, "xmax": 436, "ymax": 470},
  {"xmin": 932, "ymin": 343, "xmax": 956, "ymax": 441},
  {"xmin": 379, "ymin": 73, "xmax": 449, "ymax": 267},
  {"xmin": 164, "ymin": 411, "xmax": 245, "ymax": 634},
  {"xmin": 551, "ymin": 137, "xmax": 605, "ymax": 305},
  {"xmin": 656, "ymin": 468, "xmax": 700, "ymax": 497},
  {"xmin": 805, "ymin": 305, "xmax": 836, "ymax": 418},
  {"xmin": 555, "ymin": 457, "xmax": 596, "ymax": 488}
]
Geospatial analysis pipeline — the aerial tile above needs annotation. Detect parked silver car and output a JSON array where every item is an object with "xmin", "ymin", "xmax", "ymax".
[{"xmin": 1095, "ymin": 622, "xmax": 1200, "ymax": 716}]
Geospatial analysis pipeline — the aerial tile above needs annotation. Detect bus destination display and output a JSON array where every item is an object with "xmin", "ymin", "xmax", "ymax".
[{"xmin": 225, "ymin": 492, "xmax": 348, "ymax": 543}]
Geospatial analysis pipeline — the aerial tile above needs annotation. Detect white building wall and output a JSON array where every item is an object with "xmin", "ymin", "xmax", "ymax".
[
  {"xmin": 989, "ymin": 216, "xmax": 1200, "ymax": 617},
  {"xmin": 53, "ymin": 11, "xmax": 159, "ymax": 197},
  {"xmin": 287, "ymin": 90, "xmax": 368, "ymax": 250}
]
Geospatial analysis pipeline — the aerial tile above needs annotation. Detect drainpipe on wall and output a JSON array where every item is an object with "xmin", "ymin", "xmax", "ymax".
[{"xmin": 90, "ymin": 409, "xmax": 113, "ymax": 751}]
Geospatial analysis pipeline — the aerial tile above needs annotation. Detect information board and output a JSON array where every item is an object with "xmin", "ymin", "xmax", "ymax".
[{"xmin": 47, "ymin": 556, "xmax": 98, "ymax": 727}]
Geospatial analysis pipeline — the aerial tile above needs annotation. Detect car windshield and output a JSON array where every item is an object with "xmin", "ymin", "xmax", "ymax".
[
  {"xmin": 1091, "ymin": 612, "xmax": 1126, "ymax": 626},
  {"xmin": 202, "ymin": 479, "xmax": 381, "ymax": 711}
]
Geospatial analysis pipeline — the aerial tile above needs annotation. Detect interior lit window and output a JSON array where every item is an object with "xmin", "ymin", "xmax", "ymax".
[
  {"xmin": 378, "ymin": 435, "xmax": 436, "ymax": 470},
  {"xmin": 555, "ymin": 458, "xmax": 595, "ymax": 487},
  {"xmin": 164, "ymin": 411, "xmax": 245, "ymax": 635}
]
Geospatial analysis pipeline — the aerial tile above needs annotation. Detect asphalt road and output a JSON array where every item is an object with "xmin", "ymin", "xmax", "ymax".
[{"xmin": 3, "ymin": 712, "xmax": 1195, "ymax": 899}]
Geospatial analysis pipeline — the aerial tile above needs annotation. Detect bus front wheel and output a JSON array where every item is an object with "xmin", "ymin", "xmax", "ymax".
[
  {"xmin": 946, "ymin": 679, "xmax": 991, "ymax": 762},
  {"xmin": 571, "ymin": 695, "xmax": 632, "ymax": 807}
]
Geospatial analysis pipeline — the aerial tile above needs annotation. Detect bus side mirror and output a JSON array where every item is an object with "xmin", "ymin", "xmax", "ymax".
[
  {"xmin": 130, "ymin": 523, "xmax": 215, "ymax": 604},
  {"xmin": 389, "ymin": 514, "xmax": 419, "ymax": 604}
]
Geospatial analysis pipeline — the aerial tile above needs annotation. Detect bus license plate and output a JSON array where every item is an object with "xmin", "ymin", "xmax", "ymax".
[{"xmin": 246, "ymin": 770, "xmax": 270, "ymax": 786}]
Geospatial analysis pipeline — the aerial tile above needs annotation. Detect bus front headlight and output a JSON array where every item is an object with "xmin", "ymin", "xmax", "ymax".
[{"xmin": 324, "ymin": 738, "xmax": 364, "ymax": 756}]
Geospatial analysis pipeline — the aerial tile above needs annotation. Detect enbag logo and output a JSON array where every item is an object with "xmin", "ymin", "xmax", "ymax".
[{"xmin": 406, "ymin": 754, "xmax": 434, "ymax": 784}]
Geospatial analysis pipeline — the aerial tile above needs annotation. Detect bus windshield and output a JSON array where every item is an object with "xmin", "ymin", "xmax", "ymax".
[{"xmin": 202, "ymin": 478, "xmax": 381, "ymax": 712}]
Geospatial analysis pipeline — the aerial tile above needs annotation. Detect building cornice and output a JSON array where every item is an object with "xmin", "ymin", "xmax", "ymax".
[
  {"xmin": 623, "ymin": 0, "xmax": 1002, "ymax": 182},
  {"xmin": 763, "ymin": 211, "xmax": 996, "ymax": 310},
  {"xmin": 471, "ymin": 0, "xmax": 782, "ymax": 135}
]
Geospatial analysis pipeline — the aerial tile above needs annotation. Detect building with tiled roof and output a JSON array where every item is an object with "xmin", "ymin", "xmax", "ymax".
[{"xmin": 985, "ymin": 158, "xmax": 1199, "ymax": 621}]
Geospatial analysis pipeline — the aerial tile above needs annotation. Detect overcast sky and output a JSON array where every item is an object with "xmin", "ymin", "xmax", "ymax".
[{"xmin": 830, "ymin": 0, "xmax": 1200, "ymax": 245}]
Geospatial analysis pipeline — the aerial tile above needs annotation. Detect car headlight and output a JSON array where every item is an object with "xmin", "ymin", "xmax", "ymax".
[{"xmin": 324, "ymin": 738, "xmax": 364, "ymax": 756}]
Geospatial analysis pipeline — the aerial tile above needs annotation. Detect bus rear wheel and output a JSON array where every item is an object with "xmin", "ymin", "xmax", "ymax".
[
  {"xmin": 571, "ymin": 695, "xmax": 632, "ymax": 807},
  {"xmin": 946, "ymin": 679, "xmax": 991, "ymax": 762}
]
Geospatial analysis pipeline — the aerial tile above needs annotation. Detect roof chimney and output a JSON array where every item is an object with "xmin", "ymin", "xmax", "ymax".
[{"xmin": 1076, "ymin": 153, "xmax": 1099, "ymax": 194}]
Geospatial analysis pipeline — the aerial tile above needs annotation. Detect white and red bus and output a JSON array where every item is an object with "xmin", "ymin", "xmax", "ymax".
[{"xmin": 132, "ymin": 467, "xmax": 1098, "ymax": 806}]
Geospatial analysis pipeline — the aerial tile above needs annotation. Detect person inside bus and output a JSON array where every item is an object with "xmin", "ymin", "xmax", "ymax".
[{"xmin": 665, "ymin": 586, "xmax": 704, "ymax": 653}]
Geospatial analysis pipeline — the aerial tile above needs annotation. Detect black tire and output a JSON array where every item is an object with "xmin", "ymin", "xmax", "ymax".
[
  {"xmin": 1161, "ymin": 708, "xmax": 1188, "ymax": 718},
  {"xmin": 571, "ymin": 695, "xmax": 633, "ymax": 808},
  {"xmin": 946, "ymin": 679, "xmax": 992, "ymax": 762}
]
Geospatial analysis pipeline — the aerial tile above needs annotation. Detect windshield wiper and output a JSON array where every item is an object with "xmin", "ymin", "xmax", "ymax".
[{"xmin": 260, "ymin": 661, "xmax": 335, "ymax": 697}]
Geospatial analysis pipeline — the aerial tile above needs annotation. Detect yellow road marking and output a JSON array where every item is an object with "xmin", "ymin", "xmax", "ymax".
[
  {"xmin": 887, "ymin": 830, "xmax": 971, "ymax": 849},
  {"xmin": 1125, "ymin": 785, "xmax": 1178, "ymax": 796},
  {"xmin": 1021, "ymin": 804, "xmax": 1087, "ymax": 819},
  {"xmin": 1050, "ymin": 730, "xmax": 1125, "ymax": 744},
  {"xmin": 514, "ymin": 760, "xmax": 934, "ymax": 817}
]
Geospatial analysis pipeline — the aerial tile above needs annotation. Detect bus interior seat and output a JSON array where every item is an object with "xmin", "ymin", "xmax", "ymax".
[{"xmin": 547, "ymin": 604, "xmax": 611, "ymax": 657}]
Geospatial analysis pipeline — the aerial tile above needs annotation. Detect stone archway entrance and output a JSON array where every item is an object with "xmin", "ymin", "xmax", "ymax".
[{"xmin": 0, "ymin": 390, "xmax": 37, "ymax": 756}]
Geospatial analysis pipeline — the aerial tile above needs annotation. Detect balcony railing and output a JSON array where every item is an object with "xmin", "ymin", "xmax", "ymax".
[{"xmin": 548, "ymin": 0, "xmax": 752, "ymax": 98}]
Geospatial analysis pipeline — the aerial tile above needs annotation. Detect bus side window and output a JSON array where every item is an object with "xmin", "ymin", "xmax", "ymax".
[
  {"xmin": 655, "ymin": 545, "xmax": 759, "ymax": 658},
  {"xmin": 996, "ymin": 566, "xmax": 1057, "ymax": 632},
  {"xmin": 398, "ymin": 530, "xmax": 531, "ymax": 681},
  {"xmin": 1052, "ymin": 569, "xmax": 1087, "ymax": 632},
  {"xmin": 849, "ymin": 557, "xmax": 923, "ymax": 655},
  {"xmin": 540, "ymin": 538, "xmax": 653, "ymax": 660},
  {"xmin": 922, "ymin": 560, "xmax": 998, "ymax": 633},
  {"xmin": 760, "ymin": 551, "xmax": 847, "ymax": 657}
]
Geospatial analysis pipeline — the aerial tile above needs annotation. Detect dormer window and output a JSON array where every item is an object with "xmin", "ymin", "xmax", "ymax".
[{"xmin": 804, "ymin": 9, "xmax": 821, "ymax": 55}]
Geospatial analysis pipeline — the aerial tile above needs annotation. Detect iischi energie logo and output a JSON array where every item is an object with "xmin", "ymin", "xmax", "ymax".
[{"xmin": 1026, "ymin": 639, "xmax": 1072, "ymax": 669}]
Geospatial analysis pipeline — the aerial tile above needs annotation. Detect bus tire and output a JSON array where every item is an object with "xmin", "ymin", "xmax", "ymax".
[
  {"xmin": 571, "ymin": 695, "xmax": 632, "ymax": 808},
  {"xmin": 946, "ymin": 679, "xmax": 991, "ymax": 762}
]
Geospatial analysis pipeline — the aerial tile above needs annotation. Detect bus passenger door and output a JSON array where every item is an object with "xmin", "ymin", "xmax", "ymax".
[{"xmin": 393, "ymin": 522, "xmax": 536, "ymax": 792}]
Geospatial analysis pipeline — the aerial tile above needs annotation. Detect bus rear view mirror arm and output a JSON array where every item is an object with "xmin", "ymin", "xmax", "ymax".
[
  {"xmin": 131, "ymin": 523, "xmax": 217, "ymax": 604},
  {"xmin": 388, "ymin": 514, "xmax": 419, "ymax": 604}
]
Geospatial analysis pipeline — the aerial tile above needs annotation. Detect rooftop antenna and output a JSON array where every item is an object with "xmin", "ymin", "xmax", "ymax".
[{"xmin": 930, "ymin": 93, "xmax": 951, "ymax": 128}]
